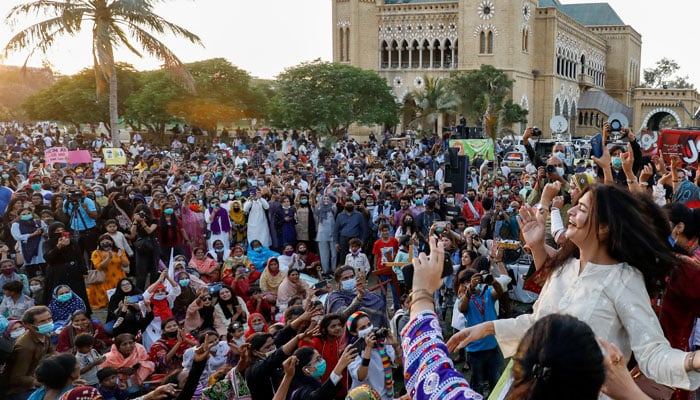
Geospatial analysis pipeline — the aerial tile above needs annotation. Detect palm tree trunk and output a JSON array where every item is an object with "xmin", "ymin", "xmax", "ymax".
[{"xmin": 109, "ymin": 62, "xmax": 120, "ymax": 147}]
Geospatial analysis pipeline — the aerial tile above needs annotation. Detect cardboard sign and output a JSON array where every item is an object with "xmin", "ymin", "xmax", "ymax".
[
  {"xmin": 658, "ymin": 129, "xmax": 700, "ymax": 167},
  {"xmin": 68, "ymin": 150, "xmax": 92, "ymax": 164},
  {"xmin": 44, "ymin": 147, "xmax": 69, "ymax": 164},
  {"xmin": 102, "ymin": 148, "xmax": 127, "ymax": 165},
  {"xmin": 448, "ymin": 139, "xmax": 496, "ymax": 160}
]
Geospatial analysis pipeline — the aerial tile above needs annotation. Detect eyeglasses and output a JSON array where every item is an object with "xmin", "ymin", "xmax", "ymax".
[{"xmin": 202, "ymin": 297, "xmax": 212, "ymax": 301}]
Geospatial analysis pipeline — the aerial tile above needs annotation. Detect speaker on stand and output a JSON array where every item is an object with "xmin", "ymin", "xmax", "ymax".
[{"xmin": 444, "ymin": 147, "xmax": 469, "ymax": 194}]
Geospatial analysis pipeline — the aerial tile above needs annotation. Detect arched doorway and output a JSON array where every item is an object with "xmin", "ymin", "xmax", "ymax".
[{"xmin": 642, "ymin": 108, "xmax": 682, "ymax": 131}]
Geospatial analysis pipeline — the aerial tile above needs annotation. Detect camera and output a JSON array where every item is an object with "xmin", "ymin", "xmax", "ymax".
[
  {"xmin": 69, "ymin": 190, "xmax": 84, "ymax": 204},
  {"xmin": 138, "ymin": 211, "xmax": 146, "ymax": 219},
  {"xmin": 479, "ymin": 271, "xmax": 494, "ymax": 284},
  {"xmin": 532, "ymin": 127, "xmax": 542, "ymax": 137},
  {"xmin": 545, "ymin": 165, "xmax": 556, "ymax": 174},
  {"xmin": 372, "ymin": 327, "xmax": 389, "ymax": 340}
]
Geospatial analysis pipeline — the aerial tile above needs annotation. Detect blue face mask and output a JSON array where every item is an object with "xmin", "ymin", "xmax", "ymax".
[
  {"xmin": 341, "ymin": 278, "xmax": 356, "ymax": 291},
  {"xmin": 300, "ymin": 199, "xmax": 308, "ymax": 205},
  {"xmin": 179, "ymin": 279, "xmax": 190, "ymax": 287},
  {"xmin": 221, "ymin": 195, "xmax": 229, "ymax": 201},
  {"xmin": 21, "ymin": 214, "xmax": 33, "ymax": 221},
  {"xmin": 57, "ymin": 293, "xmax": 72, "ymax": 302},
  {"xmin": 216, "ymin": 172, "xmax": 223, "ymax": 177},
  {"xmin": 311, "ymin": 359, "xmax": 327, "ymax": 378},
  {"xmin": 415, "ymin": 199, "xmax": 423, "ymax": 205},
  {"xmin": 1, "ymin": 174, "xmax": 8, "ymax": 179},
  {"xmin": 153, "ymin": 294, "xmax": 167, "ymax": 301},
  {"xmin": 95, "ymin": 191, "xmax": 103, "ymax": 197},
  {"xmin": 36, "ymin": 322, "xmax": 54, "ymax": 335},
  {"xmin": 506, "ymin": 207, "xmax": 514, "ymax": 213},
  {"xmin": 31, "ymin": 184, "xmax": 41, "ymax": 191},
  {"xmin": 215, "ymin": 248, "xmax": 224, "ymax": 253},
  {"xmin": 254, "ymin": 247, "xmax": 262, "ymax": 253}
]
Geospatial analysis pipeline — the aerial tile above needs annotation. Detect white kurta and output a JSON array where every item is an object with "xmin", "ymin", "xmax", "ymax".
[
  {"xmin": 493, "ymin": 258, "xmax": 700, "ymax": 391},
  {"xmin": 244, "ymin": 198, "xmax": 271, "ymax": 247}
]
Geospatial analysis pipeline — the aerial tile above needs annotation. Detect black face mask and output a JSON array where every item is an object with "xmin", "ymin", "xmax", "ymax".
[
  {"xmin": 467, "ymin": 196, "xmax": 476, "ymax": 202},
  {"xmin": 345, "ymin": 205, "xmax": 355, "ymax": 212},
  {"xmin": 162, "ymin": 331, "xmax": 177, "ymax": 339}
]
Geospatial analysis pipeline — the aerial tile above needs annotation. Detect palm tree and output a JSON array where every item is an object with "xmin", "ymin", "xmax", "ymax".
[
  {"xmin": 405, "ymin": 75, "xmax": 458, "ymax": 135},
  {"xmin": 4, "ymin": 0, "xmax": 202, "ymax": 146}
]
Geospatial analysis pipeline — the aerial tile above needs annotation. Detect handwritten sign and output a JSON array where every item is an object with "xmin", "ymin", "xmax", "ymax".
[
  {"xmin": 102, "ymin": 148, "xmax": 127, "ymax": 165},
  {"xmin": 44, "ymin": 147, "xmax": 69, "ymax": 164}
]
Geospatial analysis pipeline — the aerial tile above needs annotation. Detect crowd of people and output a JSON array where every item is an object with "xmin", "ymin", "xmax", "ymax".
[{"xmin": 0, "ymin": 120, "xmax": 698, "ymax": 400}]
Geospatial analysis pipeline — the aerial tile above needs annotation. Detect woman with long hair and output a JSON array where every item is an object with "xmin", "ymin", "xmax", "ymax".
[
  {"xmin": 130, "ymin": 205, "xmax": 159, "ymax": 290},
  {"xmin": 158, "ymin": 201, "xmax": 190, "ymax": 263},
  {"xmin": 394, "ymin": 212, "xmax": 417, "ymax": 238},
  {"xmin": 56, "ymin": 310, "xmax": 112, "ymax": 354},
  {"xmin": 181, "ymin": 193, "xmax": 207, "ymax": 257},
  {"xmin": 102, "ymin": 333, "xmax": 155, "ymax": 390},
  {"xmin": 448, "ymin": 184, "xmax": 700, "ymax": 392},
  {"xmin": 299, "ymin": 313, "xmax": 350, "ymax": 399},
  {"xmin": 214, "ymin": 284, "xmax": 248, "ymax": 327},
  {"xmin": 42, "ymin": 222, "xmax": 90, "ymax": 314},
  {"xmin": 10, "ymin": 207, "xmax": 47, "ymax": 278}
]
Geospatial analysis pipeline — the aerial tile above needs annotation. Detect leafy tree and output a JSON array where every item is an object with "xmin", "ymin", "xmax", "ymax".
[
  {"xmin": 124, "ymin": 69, "xmax": 185, "ymax": 134},
  {"xmin": 22, "ymin": 63, "xmax": 139, "ymax": 129},
  {"xmin": 404, "ymin": 75, "xmax": 458, "ymax": 134},
  {"xmin": 271, "ymin": 60, "xmax": 399, "ymax": 137},
  {"xmin": 4, "ymin": 0, "xmax": 202, "ymax": 146},
  {"xmin": 0, "ymin": 65, "xmax": 55, "ymax": 119},
  {"xmin": 448, "ymin": 65, "xmax": 527, "ymax": 138},
  {"xmin": 643, "ymin": 58, "xmax": 695, "ymax": 89}
]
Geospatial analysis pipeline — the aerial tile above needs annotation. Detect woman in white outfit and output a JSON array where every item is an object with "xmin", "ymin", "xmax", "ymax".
[{"xmin": 243, "ymin": 190, "xmax": 271, "ymax": 247}]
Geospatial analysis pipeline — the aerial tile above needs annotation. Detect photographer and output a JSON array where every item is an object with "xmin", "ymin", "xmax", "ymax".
[
  {"xmin": 526, "ymin": 153, "xmax": 570, "ymax": 206},
  {"xmin": 62, "ymin": 187, "xmax": 98, "ymax": 263},
  {"xmin": 130, "ymin": 206, "xmax": 159, "ymax": 290},
  {"xmin": 457, "ymin": 267, "xmax": 504, "ymax": 395},
  {"xmin": 346, "ymin": 311, "xmax": 402, "ymax": 400}
]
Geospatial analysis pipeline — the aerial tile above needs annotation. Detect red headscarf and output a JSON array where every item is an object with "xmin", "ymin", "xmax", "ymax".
[
  {"xmin": 245, "ymin": 312, "xmax": 269, "ymax": 338},
  {"xmin": 151, "ymin": 283, "xmax": 173, "ymax": 321}
]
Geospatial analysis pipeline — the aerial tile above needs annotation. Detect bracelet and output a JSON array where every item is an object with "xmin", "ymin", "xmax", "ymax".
[
  {"xmin": 361, "ymin": 357, "xmax": 371, "ymax": 367},
  {"xmin": 626, "ymin": 178, "xmax": 638, "ymax": 184},
  {"xmin": 688, "ymin": 351, "xmax": 698, "ymax": 372},
  {"xmin": 409, "ymin": 289, "xmax": 435, "ymax": 308},
  {"xmin": 639, "ymin": 182, "xmax": 649, "ymax": 186}
]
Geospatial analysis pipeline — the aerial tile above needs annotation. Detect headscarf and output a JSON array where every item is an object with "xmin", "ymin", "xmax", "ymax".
[
  {"xmin": 259, "ymin": 257, "xmax": 285, "ymax": 294},
  {"xmin": 17, "ymin": 215, "xmax": 41, "ymax": 262},
  {"xmin": 150, "ymin": 283, "xmax": 173, "ymax": 321},
  {"xmin": 229, "ymin": 200, "xmax": 246, "ymax": 241},
  {"xmin": 346, "ymin": 385, "xmax": 382, "ymax": 400},
  {"xmin": 2, "ymin": 319, "xmax": 23, "ymax": 341},
  {"xmin": 48, "ymin": 285, "xmax": 87, "ymax": 326},
  {"xmin": 245, "ymin": 312, "xmax": 269, "ymax": 338},
  {"xmin": 102, "ymin": 337, "xmax": 155, "ymax": 385},
  {"xmin": 46, "ymin": 221, "xmax": 66, "ymax": 244},
  {"xmin": 316, "ymin": 195, "xmax": 336, "ymax": 224},
  {"xmin": 247, "ymin": 242, "xmax": 280, "ymax": 272},
  {"xmin": 58, "ymin": 386, "xmax": 101, "ymax": 400},
  {"xmin": 107, "ymin": 278, "xmax": 142, "ymax": 321}
]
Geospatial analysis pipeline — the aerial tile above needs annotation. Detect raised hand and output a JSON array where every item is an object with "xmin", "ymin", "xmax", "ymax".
[
  {"xmin": 410, "ymin": 235, "xmax": 445, "ymax": 294},
  {"xmin": 446, "ymin": 322, "xmax": 493, "ymax": 353},
  {"xmin": 516, "ymin": 205, "xmax": 546, "ymax": 247},
  {"xmin": 335, "ymin": 345, "xmax": 359, "ymax": 371}
]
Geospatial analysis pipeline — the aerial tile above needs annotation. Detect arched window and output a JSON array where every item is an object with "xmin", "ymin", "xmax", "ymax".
[
  {"xmin": 581, "ymin": 54, "xmax": 586, "ymax": 76},
  {"xmin": 584, "ymin": 112, "xmax": 589, "ymax": 126},
  {"xmin": 339, "ymin": 28, "xmax": 345, "ymax": 62},
  {"xmin": 480, "ymin": 31, "xmax": 486, "ymax": 54},
  {"xmin": 421, "ymin": 40, "xmax": 430, "ymax": 68},
  {"xmin": 432, "ymin": 39, "xmax": 441, "ymax": 68},
  {"xmin": 522, "ymin": 29, "xmax": 528, "ymax": 52},
  {"xmin": 453, "ymin": 39, "xmax": 458, "ymax": 68},
  {"xmin": 390, "ymin": 40, "xmax": 399, "ymax": 69},
  {"xmin": 400, "ymin": 40, "xmax": 409, "ymax": 68},
  {"xmin": 554, "ymin": 99, "xmax": 561, "ymax": 116},
  {"xmin": 487, "ymin": 31, "xmax": 494, "ymax": 54},
  {"xmin": 345, "ymin": 28, "xmax": 350, "ymax": 61},
  {"xmin": 563, "ymin": 100, "xmax": 569, "ymax": 118},
  {"xmin": 444, "ymin": 39, "xmax": 452, "ymax": 69},
  {"xmin": 411, "ymin": 40, "xmax": 420, "ymax": 68},
  {"xmin": 578, "ymin": 112, "xmax": 583, "ymax": 126},
  {"xmin": 380, "ymin": 40, "xmax": 389, "ymax": 69}
]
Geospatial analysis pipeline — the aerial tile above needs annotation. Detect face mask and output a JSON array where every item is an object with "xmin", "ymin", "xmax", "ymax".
[
  {"xmin": 128, "ymin": 194, "xmax": 135, "ymax": 200},
  {"xmin": 216, "ymin": 172, "xmax": 223, "ymax": 177},
  {"xmin": 556, "ymin": 167, "xmax": 565, "ymax": 177},
  {"xmin": 65, "ymin": 179, "xmax": 73, "ymax": 185},
  {"xmin": 95, "ymin": 191, "xmax": 103, "ymax": 197},
  {"xmin": 215, "ymin": 248, "xmax": 224, "ymax": 253},
  {"xmin": 611, "ymin": 157, "xmax": 622, "ymax": 168},
  {"xmin": 235, "ymin": 191, "xmax": 242, "ymax": 197},
  {"xmin": 1, "ymin": 174, "xmax": 9, "ymax": 179},
  {"xmin": 341, "ymin": 278, "xmax": 356, "ymax": 291},
  {"xmin": 401, "ymin": 204, "xmax": 409, "ymax": 210},
  {"xmin": 31, "ymin": 184, "xmax": 41, "ymax": 191},
  {"xmin": 351, "ymin": 249, "xmax": 360, "ymax": 256},
  {"xmin": 219, "ymin": 194, "xmax": 228, "ymax": 201},
  {"xmin": 446, "ymin": 198, "xmax": 455, "ymax": 204},
  {"xmin": 254, "ymin": 247, "xmax": 262, "ymax": 253},
  {"xmin": 36, "ymin": 322, "xmax": 54, "ymax": 335},
  {"xmin": 190, "ymin": 177, "xmax": 198, "ymax": 182},
  {"xmin": 504, "ymin": 185, "xmax": 510, "ymax": 190},
  {"xmin": 554, "ymin": 151, "xmax": 566, "ymax": 161},
  {"xmin": 470, "ymin": 172, "xmax": 477, "ymax": 177},
  {"xmin": 300, "ymin": 199, "xmax": 308, "ymax": 205},
  {"xmin": 57, "ymin": 293, "xmax": 72, "ymax": 302},
  {"xmin": 407, "ymin": 179, "xmax": 413, "ymax": 186},
  {"xmin": 506, "ymin": 207, "xmax": 514, "ymax": 213},
  {"xmin": 252, "ymin": 323, "xmax": 265, "ymax": 332},
  {"xmin": 284, "ymin": 250, "xmax": 294, "ymax": 256},
  {"xmin": 179, "ymin": 279, "xmax": 190, "ymax": 287},
  {"xmin": 10, "ymin": 328, "xmax": 25, "ymax": 339},
  {"xmin": 415, "ymin": 199, "xmax": 423, "ymax": 205},
  {"xmin": 20, "ymin": 214, "xmax": 33, "ymax": 221},
  {"xmin": 384, "ymin": 200, "xmax": 391, "ymax": 207},
  {"xmin": 311, "ymin": 359, "xmax": 327, "ymax": 378},
  {"xmin": 164, "ymin": 208, "xmax": 174, "ymax": 215},
  {"xmin": 358, "ymin": 325, "xmax": 374, "ymax": 339},
  {"xmin": 162, "ymin": 331, "xmax": 177, "ymax": 339},
  {"xmin": 348, "ymin": 176, "xmax": 355, "ymax": 182},
  {"xmin": 30, "ymin": 284, "xmax": 41, "ymax": 292},
  {"xmin": 345, "ymin": 205, "xmax": 355, "ymax": 212},
  {"xmin": 153, "ymin": 294, "xmax": 167, "ymax": 301},
  {"xmin": 211, "ymin": 203, "xmax": 219, "ymax": 208}
]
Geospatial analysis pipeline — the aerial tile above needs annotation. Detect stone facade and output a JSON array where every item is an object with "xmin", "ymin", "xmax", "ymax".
[{"xmin": 332, "ymin": 0, "xmax": 648, "ymax": 137}]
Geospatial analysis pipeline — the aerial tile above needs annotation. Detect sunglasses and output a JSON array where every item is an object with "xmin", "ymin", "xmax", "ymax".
[{"xmin": 202, "ymin": 297, "xmax": 212, "ymax": 301}]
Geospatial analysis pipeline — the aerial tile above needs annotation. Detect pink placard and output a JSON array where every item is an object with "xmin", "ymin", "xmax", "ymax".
[{"xmin": 68, "ymin": 150, "xmax": 92, "ymax": 164}]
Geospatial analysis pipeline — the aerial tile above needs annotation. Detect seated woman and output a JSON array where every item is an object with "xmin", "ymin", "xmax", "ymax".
[
  {"xmin": 244, "ymin": 312, "xmax": 269, "ymax": 339},
  {"xmin": 184, "ymin": 288, "xmax": 227, "ymax": 338},
  {"xmin": 101, "ymin": 333, "xmax": 155, "ymax": 390},
  {"xmin": 207, "ymin": 239, "xmax": 231, "ymax": 266},
  {"xmin": 247, "ymin": 240, "xmax": 280, "ymax": 273},
  {"xmin": 48, "ymin": 285, "xmax": 87, "ymax": 329},
  {"xmin": 277, "ymin": 243, "xmax": 305, "ymax": 274},
  {"xmin": 106, "ymin": 278, "xmax": 142, "ymax": 331},
  {"xmin": 280, "ymin": 345, "xmax": 358, "ymax": 400},
  {"xmin": 222, "ymin": 245, "xmax": 258, "ymax": 286},
  {"xmin": 276, "ymin": 269, "xmax": 311, "ymax": 313},
  {"xmin": 112, "ymin": 294, "xmax": 154, "ymax": 338},
  {"xmin": 214, "ymin": 284, "xmax": 248, "ymax": 327},
  {"xmin": 172, "ymin": 270, "xmax": 198, "ymax": 323},
  {"xmin": 30, "ymin": 353, "xmax": 81, "ymax": 400},
  {"xmin": 188, "ymin": 247, "xmax": 220, "ymax": 284},
  {"xmin": 149, "ymin": 317, "xmax": 198, "ymax": 375},
  {"xmin": 324, "ymin": 265, "xmax": 388, "ymax": 329},
  {"xmin": 57, "ymin": 310, "xmax": 112, "ymax": 354},
  {"xmin": 142, "ymin": 271, "xmax": 181, "ymax": 351},
  {"xmin": 259, "ymin": 257, "xmax": 285, "ymax": 297},
  {"xmin": 182, "ymin": 330, "xmax": 232, "ymax": 387},
  {"xmin": 88, "ymin": 234, "xmax": 129, "ymax": 310},
  {"xmin": 296, "ymin": 242, "xmax": 322, "ymax": 279},
  {"xmin": 0, "ymin": 280, "xmax": 34, "ymax": 319}
]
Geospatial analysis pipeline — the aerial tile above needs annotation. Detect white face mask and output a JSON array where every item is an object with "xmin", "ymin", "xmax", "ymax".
[
  {"xmin": 10, "ymin": 328, "xmax": 25, "ymax": 339},
  {"xmin": 358, "ymin": 325, "xmax": 374, "ymax": 339}
]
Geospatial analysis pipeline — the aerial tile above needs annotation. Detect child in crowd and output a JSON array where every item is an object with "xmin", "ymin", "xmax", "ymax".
[
  {"xmin": 28, "ymin": 276, "xmax": 44, "ymax": 305},
  {"xmin": 74, "ymin": 333, "xmax": 106, "ymax": 386},
  {"xmin": 105, "ymin": 219, "xmax": 134, "ymax": 260},
  {"xmin": 97, "ymin": 367, "xmax": 130, "ymax": 400},
  {"xmin": 344, "ymin": 238, "xmax": 370, "ymax": 278}
]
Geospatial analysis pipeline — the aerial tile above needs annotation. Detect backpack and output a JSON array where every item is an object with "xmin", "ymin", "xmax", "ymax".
[{"xmin": 0, "ymin": 335, "xmax": 14, "ymax": 365}]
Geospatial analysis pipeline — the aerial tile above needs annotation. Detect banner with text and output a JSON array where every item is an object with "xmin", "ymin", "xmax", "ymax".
[
  {"xmin": 44, "ymin": 147, "xmax": 69, "ymax": 164},
  {"xmin": 658, "ymin": 129, "xmax": 700, "ymax": 167},
  {"xmin": 102, "ymin": 148, "xmax": 127, "ymax": 165}
]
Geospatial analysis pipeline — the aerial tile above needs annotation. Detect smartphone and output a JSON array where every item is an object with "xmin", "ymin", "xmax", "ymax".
[
  {"xmin": 250, "ymin": 188, "xmax": 257, "ymax": 197},
  {"xmin": 435, "ymin": 221, "xmax": 448, "ymax": 228},
  {"xmin": 313, "ymin": 280, "xmax": 328, "ymax": 290},
  {"xmin": 127, "ymin": 295, "xmax": 143, "ymax": 303},
  {"xmin": 350, "ymin": 337, "xmax": 366, "ymax": 353},
  {"xmin": 336, "ymin": 178, "xmax": 346, "ymax": 184},
  {"xmin": 62, "ymin": 232, "xmax": 70, "ymax": 239},
  {"xmin": 591, "ymin": 133, "xmax": 603, "ymax": 158}
]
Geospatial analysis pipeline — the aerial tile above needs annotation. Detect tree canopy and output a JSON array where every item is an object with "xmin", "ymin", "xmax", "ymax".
[
  {"xmin": 271, "ymin": 60, "xmax": 399, "ymax": 136},
  {"xmin": 643, "ymin": 58, "xmax": 695, "ymax": 89}
]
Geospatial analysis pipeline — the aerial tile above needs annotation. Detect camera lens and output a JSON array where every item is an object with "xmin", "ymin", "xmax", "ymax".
[{"xmin": 546, "ymin": 165, "xmax": 556, "ymax": 174}]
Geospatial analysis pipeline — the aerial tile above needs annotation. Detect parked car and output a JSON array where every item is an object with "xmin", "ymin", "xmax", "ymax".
[{"xmin": 503, "ymin": 151, "xmax": 529, "ymax": 172}]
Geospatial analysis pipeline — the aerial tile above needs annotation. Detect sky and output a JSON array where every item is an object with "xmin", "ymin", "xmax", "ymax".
[{"xmin": 0, "ymin": 0, "xmax": 699, "ymax": 86}]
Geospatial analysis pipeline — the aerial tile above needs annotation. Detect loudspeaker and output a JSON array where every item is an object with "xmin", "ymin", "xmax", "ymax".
[{"xmin": 445, "ymin": 152, "xmax": 469, "ymax": 194}]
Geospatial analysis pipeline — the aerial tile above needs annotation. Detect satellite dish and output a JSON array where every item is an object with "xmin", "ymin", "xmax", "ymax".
[
  {"xmin": 607, "ymin": 113, "xmax": 629, "ymax": 132},
  {"xmin": 549, "ymin": 115, "xmax": 569, "ymax": 133}
]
